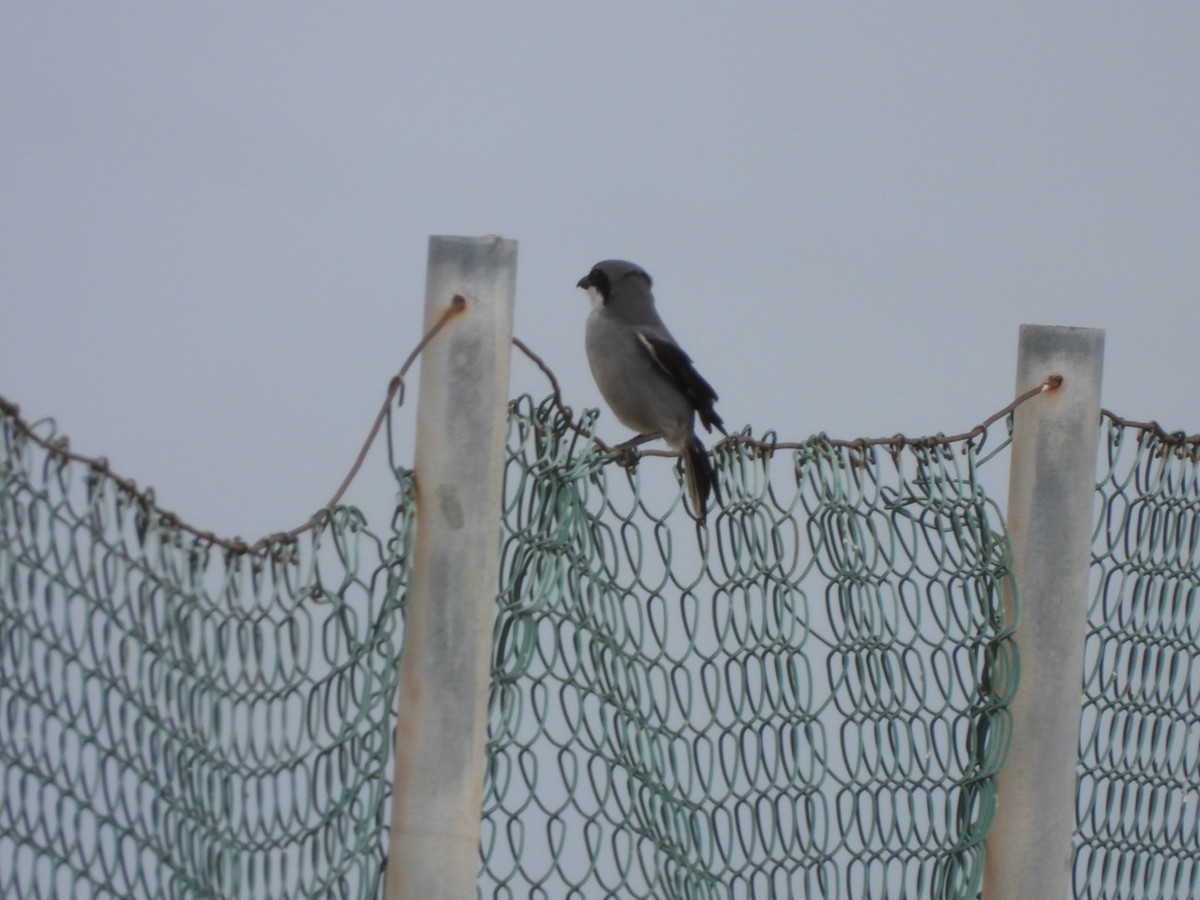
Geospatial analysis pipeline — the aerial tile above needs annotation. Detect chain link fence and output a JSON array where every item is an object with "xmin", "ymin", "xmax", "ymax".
[
  {"xmin": 484, "ymin": 396, "xmax": 1016, "ymax": 899},
  {"xmin": 1, "ymin": 366, "xmax": 1198, "ymax": 898},
  {"xmin": 0, "ymin": 396, "xmax": 411, "ymax": 898}
]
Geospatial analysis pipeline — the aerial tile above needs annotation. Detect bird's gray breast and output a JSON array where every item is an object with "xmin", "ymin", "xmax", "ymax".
[{"xmin": 585, "ymin": 308, "xmax": 691, "ymax": 443}]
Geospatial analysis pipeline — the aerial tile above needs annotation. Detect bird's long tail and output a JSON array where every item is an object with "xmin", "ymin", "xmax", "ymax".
[{"xmin": 683, "ymin": 435, "xmax": 718, "ymax": 520}]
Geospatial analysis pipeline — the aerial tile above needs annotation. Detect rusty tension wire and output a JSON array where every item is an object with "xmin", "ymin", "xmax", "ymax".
[
  {"xmin": 3, "ymin": 311, "xmax": 1063, "ymax": 560},
  {"xmin": 1100, "ymin": 408, "xmax": 1200, "ymax": 448},
  {"xmin": 0, "ymin": 294, "xmax": 466, "ymax": 558},
  {"xmin": 511, "ymin": 335, "xmax": 1065, "ymax": 460}
]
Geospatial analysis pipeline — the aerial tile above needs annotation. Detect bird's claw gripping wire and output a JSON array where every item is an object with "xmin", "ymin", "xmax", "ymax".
[{"xmin": 612, "ymin": 432, "xmax": 662, "ymax": 468}]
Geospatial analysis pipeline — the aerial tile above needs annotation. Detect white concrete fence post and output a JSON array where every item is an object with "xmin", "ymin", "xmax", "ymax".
[{"xmin": 385, "ymin": 235, "xmax": 517, "ymax": 900}]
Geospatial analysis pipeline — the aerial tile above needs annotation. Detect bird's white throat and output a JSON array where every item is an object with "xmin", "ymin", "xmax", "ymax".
[{"xmin": 585, "ymin": 285, "xmax": 605, "ymax": 310}]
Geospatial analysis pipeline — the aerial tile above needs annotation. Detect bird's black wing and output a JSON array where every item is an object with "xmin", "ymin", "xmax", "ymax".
[{"xmin": 635, "ymin": 331, "xmax": 726, "ymax": 434}]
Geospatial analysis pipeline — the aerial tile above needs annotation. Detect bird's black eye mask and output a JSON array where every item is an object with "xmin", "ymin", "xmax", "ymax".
[{"xmin": 581, "ymin": 267, "xmax": 611, "ymax": 299}]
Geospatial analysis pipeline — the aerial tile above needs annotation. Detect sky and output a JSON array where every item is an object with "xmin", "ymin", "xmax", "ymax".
[{"xmin": 3, "ymin": 3, "xmax": 1198, "ymax": 540}]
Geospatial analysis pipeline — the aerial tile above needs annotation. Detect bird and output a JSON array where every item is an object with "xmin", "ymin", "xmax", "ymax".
[{"xmin": 576, "ymin": 259, "xmax": 726, "ymax": 519}]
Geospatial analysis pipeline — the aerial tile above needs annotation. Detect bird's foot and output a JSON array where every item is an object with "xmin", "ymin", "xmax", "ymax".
[
  {"xmin": 612, "ymin": 432, "xmax": 661, "ymax": 468},
  {"xmin": 613, "ymin": 445, "xmax": 641, "ymax": 468}
]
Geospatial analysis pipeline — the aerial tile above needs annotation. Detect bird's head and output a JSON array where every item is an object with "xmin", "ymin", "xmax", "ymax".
[{"xmin": 577, "ymin": 260, "xmax": 652, "ymax": 309}]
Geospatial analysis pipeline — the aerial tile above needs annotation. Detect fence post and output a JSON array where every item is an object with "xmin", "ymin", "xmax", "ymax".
[
  {"xmin": 385, "ymin": 235, "xmax": 517, "ymax": 900},
  {"xmin": 984, "ymin": 324, "xmax": 1104, "ymax": 899}
]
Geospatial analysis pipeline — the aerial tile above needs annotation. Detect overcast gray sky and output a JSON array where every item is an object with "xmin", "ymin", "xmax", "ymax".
[{"xmin": 3, "ymin": 3, "xmax": 1198, "ymax": 539}]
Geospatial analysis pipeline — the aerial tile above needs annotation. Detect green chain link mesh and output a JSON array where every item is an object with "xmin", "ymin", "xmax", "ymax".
[
  {"xmin": 484, "ymin": 396, "xmax": 1016, "ymax": 899},
  {"xmin": 0, "ymin": 397, "xmax": 413, "ymax": 899},
  {"xmin": 7, "ymin": 382, "xmax": 1196, "ymax": 899},
  {"xmin": 1075, "ymin": 416, "xmax": 1200, "ymax": 899}
]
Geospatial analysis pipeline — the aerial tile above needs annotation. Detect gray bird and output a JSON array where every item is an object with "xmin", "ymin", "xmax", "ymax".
[{"xmin": 576, "ymin": 260, "xmax": 725, "ymax": 518}]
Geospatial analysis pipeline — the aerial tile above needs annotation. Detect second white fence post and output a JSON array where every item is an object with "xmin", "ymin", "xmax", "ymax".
[{"xmin": 984, "ymin": 323, "xmax": 1105, "ymax": 899}]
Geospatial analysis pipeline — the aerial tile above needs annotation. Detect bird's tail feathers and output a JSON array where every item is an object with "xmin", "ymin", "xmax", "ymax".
[
  {"xmin": 683, "ymin": 436, "xmax": 718, "ymax": 521},
  {"xmin": 700, "ymin": 406, "xmax": 727, "ymax": 437}
]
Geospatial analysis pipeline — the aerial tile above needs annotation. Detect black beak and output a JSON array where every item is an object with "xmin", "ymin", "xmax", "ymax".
[{"xmin": 576, "ymin": 275, "xmax": 591, "ymax": 289}]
